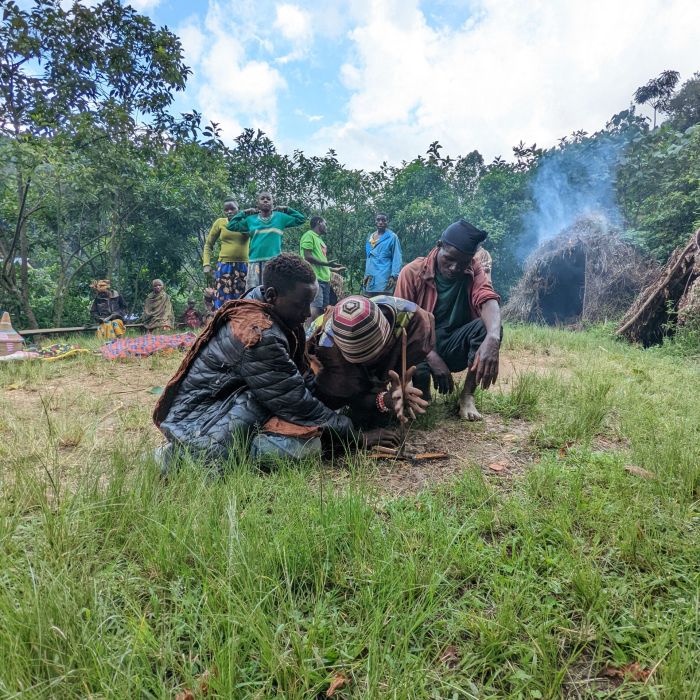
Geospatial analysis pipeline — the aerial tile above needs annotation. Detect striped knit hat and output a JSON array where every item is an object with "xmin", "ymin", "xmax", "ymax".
[{"xmin": 331, "ymin": 296, "xmax": 391, "ymax": 364}]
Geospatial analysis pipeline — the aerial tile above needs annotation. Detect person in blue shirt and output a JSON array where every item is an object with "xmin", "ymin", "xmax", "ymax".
[{"xmin": 362, "ymin": 214, "xmax": 402, "ymax": 296}]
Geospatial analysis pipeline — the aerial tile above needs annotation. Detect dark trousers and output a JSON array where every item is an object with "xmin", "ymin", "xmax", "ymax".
[{"xmin": 414, "ymin": 319, "xmax": 490, "ymax": 397}]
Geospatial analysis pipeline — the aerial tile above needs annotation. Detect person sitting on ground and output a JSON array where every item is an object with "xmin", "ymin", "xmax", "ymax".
[
  {"xmin": 141, "ymin": 279, "xmax": 174, "ymax": 332},
  {"xmin": 227, "ymin": 191, "xmax": 306, "ymax": 290},
  {"xmin": 203, "ymin": 199, "xmax": 250, "ymax": 308},
  {"xmin": 300, "ymin": 216, "xmax": 345, "ymax": 323},
  {"xmin": 395, "ymin": 219, "xmax": 502, "ymax": 421},
  {"xmin": 306, "ymin": 295, "xmax": 433, "ymax": 426},
  {"xmin": 362, "ymin": 213, "xmax": 402, "ymax": 296},
  {"xmin": 180, "ymin": 299, "xmax": 203, "ymax": 330},
  {"xmin": 154, "ymin": 254, "xmax": 397, "ymax": 469},
  {"xmin": 90, "ymin": 279, "xmax": 128, "ymax": 339}
]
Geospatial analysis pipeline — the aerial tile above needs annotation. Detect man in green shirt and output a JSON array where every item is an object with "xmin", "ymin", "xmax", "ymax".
[
  {"xmin": 300, "ymin": 217, "xmax": 344, "ymax": 322},
  {"xmin": 227, "ymin": 191, "xmax": 306, "ymax": 289}
]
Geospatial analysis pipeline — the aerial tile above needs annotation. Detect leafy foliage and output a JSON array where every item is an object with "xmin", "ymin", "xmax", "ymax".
[{"xmin": 0, "ymin": 8, "xmax": 698, "ymax": 330}]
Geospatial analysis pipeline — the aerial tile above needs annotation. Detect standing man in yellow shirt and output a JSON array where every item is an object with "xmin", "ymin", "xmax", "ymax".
[{"xmin": 203, "ymin": 199, "xmax": 250, "ymax": 309}]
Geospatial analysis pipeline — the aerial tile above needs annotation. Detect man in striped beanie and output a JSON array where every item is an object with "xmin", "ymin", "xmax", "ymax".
[
  {"xmin": 307, "ymin": 295, "xmax": 434, "ymax": 424},
  {"xmin": 331, "ymin": 295, "xmax": 392, "ymax": 364}
]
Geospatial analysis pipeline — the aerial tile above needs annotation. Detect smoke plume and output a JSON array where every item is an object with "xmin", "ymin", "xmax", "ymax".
[{"xmin": 520, "ymin": 133, "xmax": 628, "ymax": 257}]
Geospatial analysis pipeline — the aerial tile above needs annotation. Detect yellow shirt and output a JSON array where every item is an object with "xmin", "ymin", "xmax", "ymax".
[{"xmin": 203, "ymin": 217, "xmax": 249, "ymax": 266}]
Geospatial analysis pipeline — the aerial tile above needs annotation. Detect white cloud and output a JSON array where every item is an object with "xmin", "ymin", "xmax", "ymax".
[
  {"xmin": 126, "ymin": 0, "xmax": 161, "ymax": 11},
  {"xmin": 273, "ymin": 3, "xmax": 313, "ymax": 63},
  {"xmin": 308, "ymin": 0, "xmax": 700, "ymax": 168},
  {"xmin": 274, "ymin": 3, "xmax": 312, "ymax": 42},
  {"xmin": 177, "ymin": 3, "xmax": 288, "ymax": 141},
  {"xmin": 177, "ymin": 19, "xmax": 206, "ymax": 66},
  {"xmin": 294, "ymin": 109, "xmax": 324, "ymax": 122}
]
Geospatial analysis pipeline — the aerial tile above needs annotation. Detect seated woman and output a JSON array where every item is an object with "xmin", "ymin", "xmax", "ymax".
[
  {"xmin": 141, "ymin": 279, "xmax": 174, "ymax": 332},
  {"xmin": 90, "ymin": 279, "xmax": 128, "ymax": 339}
]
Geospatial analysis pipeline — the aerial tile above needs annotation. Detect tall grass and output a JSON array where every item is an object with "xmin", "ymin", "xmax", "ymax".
[{"xmin": 1, "ymin": 324, "xmax": 699, "ymax": 697}]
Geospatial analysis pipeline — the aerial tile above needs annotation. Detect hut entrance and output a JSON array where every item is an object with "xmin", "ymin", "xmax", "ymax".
[
  {"xmin": 503, "ymin": 216, "xmax": 656, "ymax": 327},
  {"xmin": 538, "ymin": 243, "xmax": 586, "ymax": 325}
]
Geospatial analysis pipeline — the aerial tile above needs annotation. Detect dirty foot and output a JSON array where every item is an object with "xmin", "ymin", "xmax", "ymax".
[{"xmin": 459, "ymin": 393, "xmax": 483, "ymax": 421}]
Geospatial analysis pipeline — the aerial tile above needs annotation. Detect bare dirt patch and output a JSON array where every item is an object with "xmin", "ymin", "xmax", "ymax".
[
  {"xmin": 329, "ymin": 412, "xmax": 536, "ymax": 496},
  {"xmin": 0, "ymin": 346, "xmax": 574, "ymax": 496}
]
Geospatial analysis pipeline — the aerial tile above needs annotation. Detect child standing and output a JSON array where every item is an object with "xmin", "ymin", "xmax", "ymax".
[{"xmin": 227, "ymin": 192, "xmax": 306, "ymax": 289}]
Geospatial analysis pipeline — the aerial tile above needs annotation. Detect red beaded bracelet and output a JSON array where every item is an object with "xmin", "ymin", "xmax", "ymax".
[{"xmin": 376, "ymin": 391, "xmax": 391, "ymax": 413}]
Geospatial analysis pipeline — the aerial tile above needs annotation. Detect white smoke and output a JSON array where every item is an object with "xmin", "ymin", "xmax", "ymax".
[{"xmin": 520, "ymin": 133, "xmax": 628, "ymax": 257}]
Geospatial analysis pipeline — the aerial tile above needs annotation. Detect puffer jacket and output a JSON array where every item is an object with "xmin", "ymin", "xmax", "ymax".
[{"xmin": 154, "ymin": 299, "xmax": 353, "ymax": 459}]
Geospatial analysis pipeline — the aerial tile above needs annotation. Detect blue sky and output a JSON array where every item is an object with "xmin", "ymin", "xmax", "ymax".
[{"xmin": 127, "ymin": 0, "xmax": 699, "ymax": 169}]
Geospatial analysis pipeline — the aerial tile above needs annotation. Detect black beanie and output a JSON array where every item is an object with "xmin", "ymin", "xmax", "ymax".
[{"xmin": 440, "ymin": 219, "xmax": 488, "ymax": 255}]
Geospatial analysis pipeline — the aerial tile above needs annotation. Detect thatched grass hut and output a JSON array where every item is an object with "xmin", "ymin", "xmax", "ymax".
[
  {"xmin": 617, "ymin": 228, "xmax": 700, "ymax": 346},
  {"xmin": 503, "ymin": 216, "xmax": 656, "ymax": 326}
]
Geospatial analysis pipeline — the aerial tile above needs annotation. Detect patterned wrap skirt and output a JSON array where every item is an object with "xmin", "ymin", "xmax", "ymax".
[{"xmin": 214, "ymin": 261, "xmax": 248, "ymax": 308}]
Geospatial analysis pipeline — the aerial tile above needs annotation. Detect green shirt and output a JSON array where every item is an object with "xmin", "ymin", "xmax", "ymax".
[
  {"xmin": 433, "ymin": 270, "xmax": 471, "ymax": 337},
  {"xmin": 299, "ymin": 230, "xmax": 330, "ymax": 282},
  {"xmin": 227, "ymin": 208, "xmax": 306, "ymax": 262},
  {"xmin": 202, "ymin": 217, "xmax": 249, "ymax": 266}
]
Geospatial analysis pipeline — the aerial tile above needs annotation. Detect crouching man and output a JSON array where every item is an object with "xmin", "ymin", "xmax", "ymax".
[
  {"xmin": 306, "ymin": 295, "xmax": 433, "ymax": 424},
  {"xmin": 395, "ymin": 219, "xmax": 502, "ymax": 421},
  {"xmin": 153, "ymin": 254, "xmax": 395, "ymax": 469}
]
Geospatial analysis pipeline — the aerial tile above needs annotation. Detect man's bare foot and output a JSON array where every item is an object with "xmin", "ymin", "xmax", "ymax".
[{"xmin": 459, "ymin": 393, "xmax": 483, "ymax": 421}]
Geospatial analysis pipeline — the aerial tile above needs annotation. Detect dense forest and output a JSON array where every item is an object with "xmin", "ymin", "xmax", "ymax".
[{"xmin": 1, "ymin": 0, "xmax": 699, "ymax": 328}]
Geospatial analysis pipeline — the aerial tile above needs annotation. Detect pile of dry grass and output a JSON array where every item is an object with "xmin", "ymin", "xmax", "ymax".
[
  {"xmin": 504, "ymin": 215, "xmax": 656, "ymax": 326},
  {"xmin": 617, "ymin": 228, "xmax": 700, "ymax": 346}
]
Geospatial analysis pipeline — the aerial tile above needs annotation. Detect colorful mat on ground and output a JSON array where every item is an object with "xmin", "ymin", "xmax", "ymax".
[
  {"xmin": 38, "ymin": 343, "xmax": 91, "ymax": 361},
  {"xmin": 100, "ymin": 333, "xmax": 197, "ymax": 360}
]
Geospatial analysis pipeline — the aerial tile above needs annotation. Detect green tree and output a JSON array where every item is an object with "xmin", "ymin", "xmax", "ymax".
[
  {"xmin": 633, "ymin": 69, "xmax": 680, "ymax": 129},
  {"xmin": 666, "ymin": 72, "xmax": 700, "ymax": 131},
  {"xmin": 0, "ymin": 0, "xmax": 189, "ymax": 326},
  {"xmin": 618, "ymin": 124, "xmax": 700, "ymax": 259}
]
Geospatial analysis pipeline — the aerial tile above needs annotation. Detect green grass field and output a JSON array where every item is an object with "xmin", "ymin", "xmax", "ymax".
[{"xmin": 0, "ymin": 325, "xmax": 698, "ymax": 698}]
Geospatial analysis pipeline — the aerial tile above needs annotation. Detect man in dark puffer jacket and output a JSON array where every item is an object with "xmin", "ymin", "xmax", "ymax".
[{"xmin": 154, "ymin": 254, "xmax": 396, "ymax": 468}]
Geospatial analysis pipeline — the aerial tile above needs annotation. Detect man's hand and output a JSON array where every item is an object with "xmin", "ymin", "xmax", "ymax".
[
  {"xmin": 387, "ymin": 276, "xmax": 397, "ymax": 289},
  {"xmin": 203, "ymin": 265, "xmax": 212, "ymax": 274},
  {"xmin": 243, "ymin": 208, "xmax": 258, "ymax": 215},
  {"xmin": 427, "ymin": 350, "xmax": 454, "ymax": 394},
  {"xmin": 472, "ymin": 335, "xmax": 500, "ymax": 389},
  {"xmin": 388, "ymin": 367, "xmax": 429, "ymax": 422},
  {"xmin": 362, "ymin": 428, "xmax": 400, "ymax": 450},
  {"xmin": 362, "ymin": 275, "xmax": 371, "ymax": 288},
  {"xmin": 273, "ymin": 205, "xmax": 289, "ymax": 213}
]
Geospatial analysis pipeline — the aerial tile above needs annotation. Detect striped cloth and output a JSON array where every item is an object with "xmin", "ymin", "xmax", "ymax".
[
  {"xmin": 331, "ymin": 295, "xmax": 391, "ymax": 364},
  {"xmin": 100, "ymin": 333, "xmax": 197, "ymax": 360}
]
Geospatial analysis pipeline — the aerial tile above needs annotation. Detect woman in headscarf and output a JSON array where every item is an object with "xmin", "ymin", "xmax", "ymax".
[
  {"xmin": 141, "ymin": 279, "xmax": 174, "ymax": 332},
  {"xmin": 90, "ymin": 279, "xmax": 128, "ymax": 339}
]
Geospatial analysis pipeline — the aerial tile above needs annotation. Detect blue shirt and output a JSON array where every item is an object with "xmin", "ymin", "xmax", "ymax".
[{"xmin": 363, "ymin": 229, "xmax": 402, "ymax": 293}]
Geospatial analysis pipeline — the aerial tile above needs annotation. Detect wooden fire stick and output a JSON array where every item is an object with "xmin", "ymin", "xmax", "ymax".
[{"xmin": 401, "ymin": 326, "xmax": 409, "ymax": 421}]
